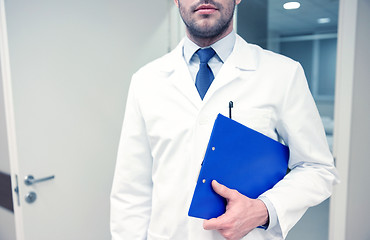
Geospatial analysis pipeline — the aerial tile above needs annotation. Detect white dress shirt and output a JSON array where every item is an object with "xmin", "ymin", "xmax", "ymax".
[{"xmin": 183, "ymin": 31, "xmax": 236, "ymax": 82}]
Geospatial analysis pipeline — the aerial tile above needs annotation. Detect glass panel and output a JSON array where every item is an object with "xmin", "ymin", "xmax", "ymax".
[{"xmin": 318, "ymin": 38, "xmax": 337, "ymax": 97}]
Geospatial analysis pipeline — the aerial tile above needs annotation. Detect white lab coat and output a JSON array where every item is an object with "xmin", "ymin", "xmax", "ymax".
[{"xmin": 110, "ymin": 35, "xmax": 339, "ymax": 240}]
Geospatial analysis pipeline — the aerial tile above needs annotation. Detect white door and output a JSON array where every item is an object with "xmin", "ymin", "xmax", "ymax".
[{"xmin": 0, "ymin": 1, "xmax": 180, "ymax": 239}]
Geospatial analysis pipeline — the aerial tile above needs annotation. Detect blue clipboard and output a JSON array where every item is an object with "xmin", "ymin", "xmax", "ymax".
[{"xmin": 188, "ymin": 114, "xmax": 289, "ymax": 220}]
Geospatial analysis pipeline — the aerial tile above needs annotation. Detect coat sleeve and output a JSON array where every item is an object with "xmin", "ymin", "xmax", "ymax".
[
  {"xmin": 260, "ymin": 62, "xmax": 339, "ymax": 238},
  {"xmin": 110, "ymin": 74, "xmax": 153, "ymax": 240}
]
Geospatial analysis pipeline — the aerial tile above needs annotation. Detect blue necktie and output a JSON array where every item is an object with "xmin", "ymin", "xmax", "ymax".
[{"xmin": 195, "ymin": 48, "xmax": 216, "ymax": 100}]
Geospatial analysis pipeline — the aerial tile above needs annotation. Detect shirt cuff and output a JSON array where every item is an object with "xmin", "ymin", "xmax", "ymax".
[{"xmin": 257, "ymin": 195, "xmax": 278, "ymax": 231}]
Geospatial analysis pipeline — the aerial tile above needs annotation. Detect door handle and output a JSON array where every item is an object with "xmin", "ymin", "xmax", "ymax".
[{"xmin": 24, "ymin": 174, "xmax": 55, "ymax": 186}]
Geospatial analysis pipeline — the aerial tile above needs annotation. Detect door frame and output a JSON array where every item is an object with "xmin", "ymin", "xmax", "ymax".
[
  {"xmin": 0, "ymin": 0, "xmax": 24, "ymax": 239},
  {"xmin": 329, "ymin": 0, "xmax": 370, "ymax": 239}
]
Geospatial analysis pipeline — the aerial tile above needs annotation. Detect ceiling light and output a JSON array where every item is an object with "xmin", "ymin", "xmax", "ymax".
[
  {"xmin": 317, "ymin": 18, "xmax": 331, "ymax": 24},
  {"xmin": 283, "ymin": 2, "xmax": 301, "ymax": 10}
]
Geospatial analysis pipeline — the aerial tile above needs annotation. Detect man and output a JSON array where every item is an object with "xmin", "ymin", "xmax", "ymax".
[{"xmin": 110, "ymin": 0, "xmax": 339, "ymax": 239}]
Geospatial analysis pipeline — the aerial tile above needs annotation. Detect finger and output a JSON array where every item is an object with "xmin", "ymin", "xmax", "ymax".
[
  {"xmin": 203, "ymin": 214, "xmax": 227, "ymax": 230},
  {"xmin": 211, "ymin": 180, "xmax": 236, "ymax": 200}
]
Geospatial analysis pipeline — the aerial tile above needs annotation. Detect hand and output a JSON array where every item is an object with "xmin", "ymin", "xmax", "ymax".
[{"xmin": 203, "ymin": 180, "xmax": 269, "ymax": 240}]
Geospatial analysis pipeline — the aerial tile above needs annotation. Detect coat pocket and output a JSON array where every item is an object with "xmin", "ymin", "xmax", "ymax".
[{"xmin": 232, "ymin": 108, "xmax": 276, "ymax": 140}]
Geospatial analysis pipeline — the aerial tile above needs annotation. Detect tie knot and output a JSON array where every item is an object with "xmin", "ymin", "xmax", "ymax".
[{"xmin": 196, "ymin": 48, "xmax": 216, "ymax": 64}]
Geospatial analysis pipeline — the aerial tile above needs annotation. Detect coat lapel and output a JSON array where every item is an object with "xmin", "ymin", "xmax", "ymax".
[
  {"xmin": 159, "ymin": 40, "xmax": 203, "ymax": 109},
  {"xmin": 203, "ymin": 35, "xmax": 259, "ymax": 102}
]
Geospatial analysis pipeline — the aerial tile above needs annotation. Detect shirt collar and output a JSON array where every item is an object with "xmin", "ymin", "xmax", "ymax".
[{"xmin": 183, "ymin": 31, "xmax": 236, "ymax": 64}]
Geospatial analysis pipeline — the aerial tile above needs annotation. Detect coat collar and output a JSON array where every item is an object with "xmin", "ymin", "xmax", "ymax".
[
  {"xmin": 159, "ymin": 34, "xmax": 259, "ymax": 74},
  {"xmin": 227, "ymin": 35, "xmax": 258, "ymax": 71},
  {"xmin": 158, "ymin": 34, "xmax": 259, "ymax": 106}
]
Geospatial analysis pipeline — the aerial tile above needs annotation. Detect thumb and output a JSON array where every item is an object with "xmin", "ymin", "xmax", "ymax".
[{"xmin": 211, "ymin": 180, "xmax": 236, "ymax": 200}]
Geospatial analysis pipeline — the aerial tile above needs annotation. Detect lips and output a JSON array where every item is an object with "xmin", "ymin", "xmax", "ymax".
[{"xmin": 195, "ymin": 4, "xmax": 218, "ymax": 14}]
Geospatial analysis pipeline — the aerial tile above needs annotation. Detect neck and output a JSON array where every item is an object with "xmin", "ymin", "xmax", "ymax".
[{"xmin": 186, "ymin": 22, "xmax": 234, "ymax": 48}]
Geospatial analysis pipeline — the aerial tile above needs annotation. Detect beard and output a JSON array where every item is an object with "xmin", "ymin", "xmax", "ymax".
[{"xmin": 178, "ymin": 0, "xmax": 236, "ymax": 39}]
